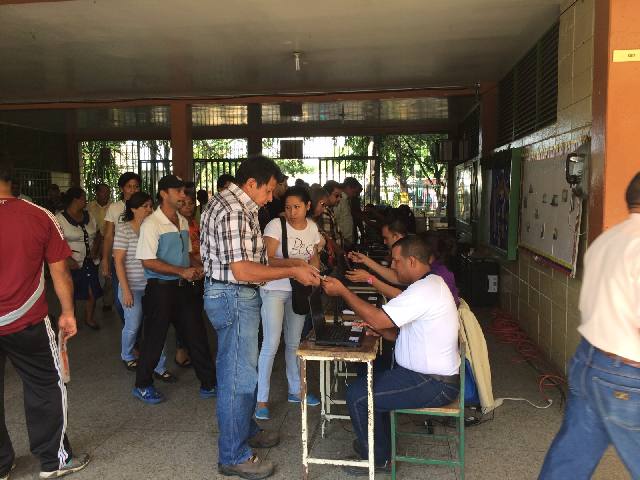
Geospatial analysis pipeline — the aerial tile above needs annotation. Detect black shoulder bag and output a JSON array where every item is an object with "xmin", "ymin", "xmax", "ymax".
[{"xmin": 280, "ymin": 217, "xmax": 311, "ymax": 315}]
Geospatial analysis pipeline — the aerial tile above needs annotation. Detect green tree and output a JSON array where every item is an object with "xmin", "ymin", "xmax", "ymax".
[
  {"xmin": 80, "ymin": 141, "xmax": 123, "ymax": 200},
  {"xmin": 343, "ymin": 134, "xmax": 447, "ymax": 210},
  {"xmin": 193, "ymin": 139, "xmax": 238, "ymax": 193}
]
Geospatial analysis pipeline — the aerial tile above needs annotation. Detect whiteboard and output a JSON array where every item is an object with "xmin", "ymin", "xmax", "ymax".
[{"xmin": 519, "ymin": 154, "xmax": 582, "ymax": 273}]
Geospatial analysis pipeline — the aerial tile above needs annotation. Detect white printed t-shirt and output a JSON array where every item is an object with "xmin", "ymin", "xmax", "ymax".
[
  {"xmin": 382, "ymin": 274, "xmax": 460, "ymax": 376},
  {"xmin": 105, "ymin": 200, "xmax": 126, "ymax": 227},
  {"xmin": 262, "ymin": 217, "xmax": 321, "ymax": 291}
]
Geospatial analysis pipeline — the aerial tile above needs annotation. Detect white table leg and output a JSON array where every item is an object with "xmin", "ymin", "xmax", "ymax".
[
  {"xmin": 301, "ymin": 358, "xmax": 309, "ymax": 480},
  {"xmin": 367, "ymin": 360, "xmax": 374, "ymax": 480},
  {"xmin": 320, "ymin": 360, "xmax": 326, "ymax": 438}
]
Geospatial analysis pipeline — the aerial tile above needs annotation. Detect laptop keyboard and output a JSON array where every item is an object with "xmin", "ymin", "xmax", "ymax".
[{"xmin": 321, "ymin": 325, "xmax": 356, "ymax": 343}]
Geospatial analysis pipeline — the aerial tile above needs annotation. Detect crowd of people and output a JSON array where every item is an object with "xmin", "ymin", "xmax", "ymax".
[
  {"xmin": 5, "ymin": 159, "xmax": 635, "ymax": 479},
  {"xmin": 0, "ymin": 158, "xmax": 463, "ymax": 479}
]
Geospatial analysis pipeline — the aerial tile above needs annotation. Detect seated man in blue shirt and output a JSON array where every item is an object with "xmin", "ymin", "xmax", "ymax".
[{"xmin": 322, "ymin": 235, "xmax": 460, "ymax": 475}]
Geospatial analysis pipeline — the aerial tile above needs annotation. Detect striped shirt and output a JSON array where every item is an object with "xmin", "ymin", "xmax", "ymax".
[
  {"xmin": 113, "ymin": 222, "xmax": 147, "ymax": 291},
  {"xmin": 200, "ymin": 182, "xmax": 266, "ymax": 284}
]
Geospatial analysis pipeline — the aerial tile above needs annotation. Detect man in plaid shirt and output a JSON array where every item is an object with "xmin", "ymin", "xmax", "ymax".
[
  {"xmin": 318, "ymin": 180, "xmax": 344, "ymax": 247},
  {"xmin": 200, "ymin": 156, "xmax": 320, "ymax": 480}
]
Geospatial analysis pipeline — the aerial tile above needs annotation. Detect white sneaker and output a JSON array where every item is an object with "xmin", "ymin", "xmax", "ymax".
[{"xmin": 39, "ymin": 454, "xmax": 90, "ymax": 479}]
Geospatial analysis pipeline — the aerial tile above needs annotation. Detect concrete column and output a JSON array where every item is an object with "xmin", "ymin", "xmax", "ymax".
[
  {"xmin": 170, "ymin": 103, "xmax": 193, "ymax": 180},
  {"xmin": 590, "ymin": 0, "xmax": 640, "ymax": 240},
  {"xmin": 65, "ymin": 110, "xmax": 80, "ymax": 186},
  {"xmin": 247, "ymin": 103, "xmax": 262, "ymax": 156}
]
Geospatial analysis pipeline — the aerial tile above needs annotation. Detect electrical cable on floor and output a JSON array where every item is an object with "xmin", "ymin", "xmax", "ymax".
[{"xmin": 488, "ymin": 308, "xmax": 567, "ymax": 408}]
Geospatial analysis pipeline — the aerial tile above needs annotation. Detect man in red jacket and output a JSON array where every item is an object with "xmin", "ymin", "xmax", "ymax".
[{"xmin": 0, "ymin": 168, "xmax": 89, "ymax": 479}]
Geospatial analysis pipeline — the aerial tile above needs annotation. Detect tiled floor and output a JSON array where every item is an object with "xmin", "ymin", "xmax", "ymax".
[{"xmin": 2, "ymin": 304, "xmax": 631, "ymax": 479}]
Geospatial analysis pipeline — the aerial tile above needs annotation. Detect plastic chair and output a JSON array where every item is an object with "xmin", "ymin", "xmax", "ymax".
[{"xmin": 390, "ymin": 342, "xmax": 466, "ymax": 479}]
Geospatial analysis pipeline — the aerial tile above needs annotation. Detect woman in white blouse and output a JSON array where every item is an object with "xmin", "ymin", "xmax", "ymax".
[
  {"xmin": 56, "ymin": 187, "xmax": 103, "ymax": 329},
  {"xmin": 255, "ymin": 186, "xmax": 322, "ymax": 420}
]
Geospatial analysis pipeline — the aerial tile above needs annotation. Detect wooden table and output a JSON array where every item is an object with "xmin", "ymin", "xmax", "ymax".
[{"xmin": 297, "ymin": 335, "xmax": 379, "ymax": 480}]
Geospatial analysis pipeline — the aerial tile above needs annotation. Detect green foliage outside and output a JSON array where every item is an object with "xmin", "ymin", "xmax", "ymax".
[
  {"xmin": 80, "ymin": 141, "xmax": 122, "ymax": 201},
  {"xmin": 342, "ymin": 134, "xmax": 447, "ymax": 212}
]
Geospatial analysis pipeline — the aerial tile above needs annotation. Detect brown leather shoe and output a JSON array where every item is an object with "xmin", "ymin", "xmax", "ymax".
[
  {"xmin": 248, "ymin": 430, "xmax": 280, "ymax": 449},
  {"xmin": 218, "ymin": 455, "xmax": 275, "ymax": 479}
]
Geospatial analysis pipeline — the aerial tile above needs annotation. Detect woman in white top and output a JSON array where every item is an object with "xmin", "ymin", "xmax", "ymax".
[
  {"xmin": 100, "ymin": 172, "xmax": 141, "ymax": 322},
  {"xmin": 113, "ymin": 192, "xmax": 173, "ymax": 381},
  {"xmin": 255, "ymin": 186, "xmax": 322, "ymax": 420},
  {"xmin": 56, "ymin": 187, "xmax": 103, "ymax": 329}
]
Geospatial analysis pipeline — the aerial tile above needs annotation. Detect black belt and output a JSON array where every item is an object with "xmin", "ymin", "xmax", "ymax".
[
  {"xmin": 206, "ymin": 277, "xmax": 260, "ymax": 290},
  {"xmin": 147, "ymin": 278, "xmax": 191, "ymax": 287},
  {"xmin": 429, "ymin": 374, "xmax": 460, "ymax": 385}
]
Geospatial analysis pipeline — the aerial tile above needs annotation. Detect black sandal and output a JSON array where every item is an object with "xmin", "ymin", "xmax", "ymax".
[
  {"xmin": 123, "ymin": 359, "xmax": 137, "ymax": 371},
  {"xmin": 154, "ymin": 370, "xmax": 178, "ymax": 383}
]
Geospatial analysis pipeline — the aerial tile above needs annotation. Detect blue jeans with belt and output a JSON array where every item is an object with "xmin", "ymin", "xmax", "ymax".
[
  {"xmin": 346, "ymin": 364, "xmax": 459, "ymax": 465},
  {"xmin": 539, "ymin": 338, "xmax": 640, "ymax": 479},
  {"xmin": 203, "ymin": 282, "xmax": 261, "ymax": 466}
]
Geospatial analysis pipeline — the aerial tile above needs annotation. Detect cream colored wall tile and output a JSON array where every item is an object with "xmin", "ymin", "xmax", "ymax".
[
  {"xmin": 574, "ymin": 0, "xmax": 595, "ymax": 47},
  {"xmin": 571, "ymin": 95, "xmax": 593, "ymax": 129},
  {"xmin": 551, "ymin": 349, "xmax": 567, "ymax": 374},
  {"xmin": 540, "ymin": 295, "xmax": 552, "ymax": 324},
  {"xmin": 539, "ymin": 319, "xmax": 552, "ymax": 353},
  {"xmin": 556, "ymin": 106, "xmax": 573, "ymax": 134},
  {"xmin": 529, "ymin": 286, "xmax": 540, "ymax": 310},
  {"xmin": 529, "ymin": 265, "xmax": 541, "ymax": 291},
  {"xmin": 552, "ymin": 278, "xmax": 568, "ymax": 308},
  {"xmin": 558, "ymin": 55, "xmax": 573, "ymax": 92},
  {"xmin": 573, "ymin": 36, "xmax": 594, "ymax": 73},
  {"xmin": 540, "ymin": 272, "xmax": 554, "ymax": 300},
  {"xmin": 558, "ymin": 6, "xmax": 575, "ymax": 60},
  {"xmin": 572, "ymin": 67, "xmax": 593, "ymax": 103},
  {"xmin": 552, "ymin": 268, "xmax": 569, "ymax": 284}
]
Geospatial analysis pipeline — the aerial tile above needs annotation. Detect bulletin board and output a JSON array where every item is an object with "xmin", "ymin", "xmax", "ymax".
[{"xmin": 519, "ymin": 153, "xmax": 583, "ymax": 274}]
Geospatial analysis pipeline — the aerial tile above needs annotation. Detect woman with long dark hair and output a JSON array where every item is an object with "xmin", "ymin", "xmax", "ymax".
[
  {"xmin": 113, "ymin": 192, "xmax": 173, "ymax": 380},
  {"xmin": 56, "ymin": 187, "xmax": 103, "ymax": 329},
  {"xmin": 255, "ymin": 186, "xmax": 322, "ymax": 420}
]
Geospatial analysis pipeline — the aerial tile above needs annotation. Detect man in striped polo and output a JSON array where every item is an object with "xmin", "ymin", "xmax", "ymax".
[{"xmin": 0, "ymin": 168, "xmax": 89, "ymax": 479}]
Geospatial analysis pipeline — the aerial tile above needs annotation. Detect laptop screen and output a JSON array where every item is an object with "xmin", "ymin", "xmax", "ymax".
[{"xmin": 308, "ymin": 287, "xmax": 326, "ymax": 335}]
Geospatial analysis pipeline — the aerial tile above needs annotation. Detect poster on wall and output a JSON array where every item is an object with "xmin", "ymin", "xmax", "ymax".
[
  {"xmin": 483, "ymin": 148, "xmax": 521, "ymax": 260},
  {"xmin": 490, "ymin": 166, "xmax": 511, "ymax": 251},
  {"xmin": 519, "ymin": 153, "xmax": 583, "ymax": 275}
]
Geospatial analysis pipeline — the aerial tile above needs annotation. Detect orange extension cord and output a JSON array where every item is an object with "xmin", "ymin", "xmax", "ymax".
[{"xmin": 488, "ymin": 308, "xmax": 567, "ymax": 406}]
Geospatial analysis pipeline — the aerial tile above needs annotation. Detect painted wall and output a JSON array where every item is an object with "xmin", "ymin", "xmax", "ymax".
[{"xmin": 601, "ymin": 0, "xmax": 640, "ymax": 229}]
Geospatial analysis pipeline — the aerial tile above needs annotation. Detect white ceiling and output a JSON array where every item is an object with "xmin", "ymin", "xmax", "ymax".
[{"xmin": 0, "ymin": 0, "xmax": 561, "ymax": 105}]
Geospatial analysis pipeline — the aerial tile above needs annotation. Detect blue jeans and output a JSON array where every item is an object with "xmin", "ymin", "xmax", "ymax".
[
  {"xmin": 347, "ymin": 365, "xmax": 459, "ymax": 465},
  {"xmin": 111, "ymin": 259, "xmax": 125, "ymax": 322},
  {"xmin": 539, "ymin": 338, "xmax": 640, "ymax": 479},
  {"xmin": 118, "ymin": 287, "xmax": 167, "ymax": 375},
  {"xmin": 258, "ymin": 289, "xmax": 306, "ymax": 403},
  {"xmin": 204, "ymin": 282, "xmax": 261, "ymax": 466}
]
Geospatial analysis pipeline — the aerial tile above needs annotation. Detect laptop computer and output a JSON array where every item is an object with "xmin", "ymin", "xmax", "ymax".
[{"xmin": 309, "ymin": 287, "xmax": 364, "ymax": 347}]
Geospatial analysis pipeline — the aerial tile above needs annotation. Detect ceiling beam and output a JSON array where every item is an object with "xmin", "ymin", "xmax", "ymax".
[
  {"xmin": 0, "ymin": 0, "xmax": 73, "ymax": 4},
  {"xmin": 0, "ymin": 87, "xmax": 475, "ymax": 111}
]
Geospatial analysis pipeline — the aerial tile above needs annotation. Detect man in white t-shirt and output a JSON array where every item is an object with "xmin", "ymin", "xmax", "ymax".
[
  {"xmin": 322, "ymin": 235, "xmax": 460, "ymax": 474},
  {"xmin": 539, "ymin": 172, "xmax": 640, "ymax": 480}
]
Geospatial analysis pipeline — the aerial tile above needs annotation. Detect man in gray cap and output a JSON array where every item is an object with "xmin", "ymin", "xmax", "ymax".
[{"xmin": 132, "ymin": 175, "xmax": 217, "ymax": 404}]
